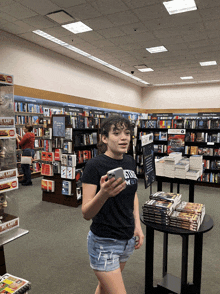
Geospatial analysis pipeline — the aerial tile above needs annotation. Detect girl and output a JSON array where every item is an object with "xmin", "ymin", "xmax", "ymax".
[{"xmin": 82, "ymin": 115, "xmax": 144, "ymax": 294}]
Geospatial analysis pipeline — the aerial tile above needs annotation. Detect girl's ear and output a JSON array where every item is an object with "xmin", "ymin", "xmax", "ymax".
[{"xmin": 102, "ymin": 134, "xmax": 108, "ymax": 144}]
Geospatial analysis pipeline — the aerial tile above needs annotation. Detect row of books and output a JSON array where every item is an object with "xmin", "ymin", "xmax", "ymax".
[
  {"xmin": 185, "ymin": 146, "xmax": 219, "ymax": 156},
  {"xmin": 154, "ymin": 144, "xmax": 167, "ymax": 153},
  {"xmin": 199, "ymin": 172, "xmax": 220, "ymax": 184},
  {"xmin": 140, "ymin": 118, "xmax": 220, "ymax": 130},
  {"xmin": 185, "ymin": 132, "xmax": 220, "ymax": 143},
  {"xmin": 142, "ymin": 191, "xmax": 205, "ymax": 231},
  {"xmin": 74, "ymin": 132, "xmax": 98, "ymax": 146},
  {"xmin": 15, "ymin": 102, "xmax": 43, "ymax": 113},
  {"xmin": 203, "ymin": 159, "xmax": 220, "ymax": 170},
  {"xmin": 15, "ymin": 115, "xmax": 43, "ymax": 125}
]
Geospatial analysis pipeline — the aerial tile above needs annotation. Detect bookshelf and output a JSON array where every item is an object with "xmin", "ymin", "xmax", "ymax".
[{"xmin": 137, "ymin": 113, "xmax": 220, "ymax": 185}]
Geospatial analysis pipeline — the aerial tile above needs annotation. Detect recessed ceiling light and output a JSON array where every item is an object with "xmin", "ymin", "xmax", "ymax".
[
  {"xmin": 163, "ymin": 0, "xmax": 197, "ymax": 15},
  {"xmin": 134, "ymin": 65, "xmax": 154, "ymax": 72},
  {"xmin": 139, "ymin": 68, "xmax": 154, "ymax": 72},
  {"xmin": 180, "ymin": 76, "xmax": 193, "ymax": 80},
  {"xmin": 46, "ymin": 10, "xmax": 74, "ymax": 24},
  {"xmin": 146, "ymin": 46, "xmax": 168, "ymax": 53},
  {"xmin": 200, "ymin": 61, "xmax": 217, "ymax": 66},
  {"xmin": 62, "ymin": 21, "xmax": 92, "ymax": 34}
]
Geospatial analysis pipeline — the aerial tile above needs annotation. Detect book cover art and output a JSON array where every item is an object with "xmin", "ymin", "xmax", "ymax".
[
  {"xmin": 167, "ymin": 134, "xmax": 185, "ymax": 154},
  {"xmin": 0, "ymin": 273, "xmax": 30, "ymax": 293}
]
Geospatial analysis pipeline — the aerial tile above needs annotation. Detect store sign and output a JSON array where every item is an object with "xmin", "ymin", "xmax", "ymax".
[{"xmin": 141, "ymin": 133, "xmax": 155, "ymax": 189}]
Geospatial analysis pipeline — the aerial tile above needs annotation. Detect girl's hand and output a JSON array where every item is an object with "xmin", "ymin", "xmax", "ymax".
[
  {"xmin": 134, "ymin": 226, "xmax": 144, "ymax": 250},
  {"xmin": 100, "ymin": 174, "xmax": 126, "ymax": 199}
]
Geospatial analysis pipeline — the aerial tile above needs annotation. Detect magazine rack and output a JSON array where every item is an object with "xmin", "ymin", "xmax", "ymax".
[{"xmin": 141, "ymin": 214, "xmax": 213, "ymax": 294}]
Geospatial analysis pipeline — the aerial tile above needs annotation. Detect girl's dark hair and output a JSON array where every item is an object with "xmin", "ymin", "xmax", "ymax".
[
  {"xmin": 25, "ymin": 124, "xmax": 33, "ymax": 132},
  {"xmin": 98, "ymin": 115, "xmax": 133, "ymax": 154}
]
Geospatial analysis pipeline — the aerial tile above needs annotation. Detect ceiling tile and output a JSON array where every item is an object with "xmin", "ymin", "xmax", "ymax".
[
  {"xmin": 50, "ymin": 0, "xmax": 86, "ymax": 9},
  {"xmin": 84, "ymin": 16, "xmax": 113, "ymax": 30},
  {"xmin": 0, "ymin": 0, "xmax": 16, "ymax": 8},
  {"xmin": 199, "ymin": 6, "xmax": 220, "ymax": 20},
  {"xmin": 16, "ymin": 0, "xmax": 60, "ymax": 15},
  {"xmin": 98, "ymin": 27, "xmax": 126, "ymax": 38},
  {"xmin": 119, "ymin": 22, "xmax": 148, "ymax": 35},
  {"xmin": 66, "ymin": 3, "xmax": 101, "ymax": 20},
  {"xmin": 22, "ymin": 15, "xmax": 56, "ymax": 29},
  {"xmin": 121, "ymin": 0, "xmax": 157, "ymax": 9},
  {"xmin": 0, "ymin": 11, "xmax": 17, "ymax": 22},
  {"xmin": 90, "ymin": 0, "xmax": 129, "ymax": 15},
  {"xmin": 106, "ymin": 10, "xmax": 139, "ymax": 26},
  {"xmin": 133, "ymin": 4, "xmax": 168, "ymax": 21},
  {"xmin": 75, "ymin": 31, "xmax": 104, "ymax": 42},
  {"xmin": 0, "ymin": 2, "xmax": 37, "ymax": 20},
  {"xmin": 0, "ymin": 21, "xmax": 32, "ymax": 35}
]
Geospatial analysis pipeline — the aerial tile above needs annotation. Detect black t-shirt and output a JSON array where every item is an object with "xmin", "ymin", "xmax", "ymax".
[{"xmin": 82, "ymin": 154, "xmax": 138, "ymax": 240}]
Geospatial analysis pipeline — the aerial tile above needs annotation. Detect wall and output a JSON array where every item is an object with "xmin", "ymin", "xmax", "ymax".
[
  {"xmin": 142, "ymin": 83, "xmax": 220, "ymax": 112},
  {"xmin": 0, "ymin": 30, "xmax": 142, "ymax": 109}
]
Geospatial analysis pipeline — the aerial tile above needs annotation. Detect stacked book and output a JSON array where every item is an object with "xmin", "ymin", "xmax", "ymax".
[
  {"xmin": 163, "ymin": 153, "xmax": 182, "ymax": 178},
  {"xmin": 175, "ymin": 159, "xmax": 189, "ymax": 179},
  {"xmin": 186, "ymin": 155, "xmax": 203, "ymax": 180},
  {"xmin": 142, "ymin": 192, "xmax": 182, "ymax": 225},
  {"xmin": 155, "ymin": 157, "xmax": 167, "ymax": 176},
  {"xmin": 169, "ymin": 201, "xmax": 205, "ymax": 231}
]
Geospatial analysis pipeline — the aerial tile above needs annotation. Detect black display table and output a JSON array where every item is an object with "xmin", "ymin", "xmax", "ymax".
[
  {"xmin": 141, "ymin": 214, "xmax": 213, "ymax": 294},
  {"xmin": 0, "ymin": 228, "xmax": 29, "ymax": 275},
  {"xmin": 156, "ymin": 176, "xmax": 196, "ymax": 202}
]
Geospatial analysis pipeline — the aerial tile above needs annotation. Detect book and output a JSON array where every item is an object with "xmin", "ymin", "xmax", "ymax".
[
  {"xmin": 41, "ymin": 179, "xmax": 55, "ymax": 192},
  {"xmin": 0, "ymin": 273, "xmax": 31, "ymax": 293},
  {"xmin": 0, "ymin": 214, "xmax": 19, "ymax": 235},
  {"xmin": 62, "ymin": 180, "xmax": 72, "ymax": 196}
]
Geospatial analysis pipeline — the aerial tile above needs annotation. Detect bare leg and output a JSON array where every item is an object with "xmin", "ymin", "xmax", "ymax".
[{"xmin": 94, "ymin": 262, "xmax": 127, "ymax": 294}]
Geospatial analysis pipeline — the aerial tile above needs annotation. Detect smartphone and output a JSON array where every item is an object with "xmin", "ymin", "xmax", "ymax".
[{"xmin": 107, "ymin": 167, "xmax": 125, "ymax": 184}]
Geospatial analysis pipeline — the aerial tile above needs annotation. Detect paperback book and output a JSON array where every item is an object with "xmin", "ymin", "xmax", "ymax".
[{"xmin": 0, "ymin": 273, "xmax": 30, "ymax": 294}]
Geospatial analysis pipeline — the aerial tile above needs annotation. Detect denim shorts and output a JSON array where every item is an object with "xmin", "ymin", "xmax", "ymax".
[{"xmin": 87, "ymin": 230, "xmax": 136, "ymax": 272}]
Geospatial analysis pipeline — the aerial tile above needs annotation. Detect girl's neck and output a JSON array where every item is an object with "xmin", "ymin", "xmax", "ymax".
[{"xmin": 104, "ymin": 150, "xmax": 123, "ymax": 160}]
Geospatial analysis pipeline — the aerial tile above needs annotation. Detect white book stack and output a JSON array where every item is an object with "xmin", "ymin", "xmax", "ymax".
[
  {"xmin": 189, "ymin": 155, "xmax": 203, "ymax": 177},
  {"xmin": 155, "ymin": 157, "xmax": 167, "ymax": 176},
  {"xmin": 175, "ymin": 162, "xmax": 189, "ymax": 179},
  {"xmin": 164, "ymin": 153, "xmax": 182, "ymax": 178},
  {"xmin": 186, "ymin": 169, "xmax": 201, "ymax": 180}
]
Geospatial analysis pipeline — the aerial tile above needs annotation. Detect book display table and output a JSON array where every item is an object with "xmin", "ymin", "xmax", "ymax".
[
  {"xmin": 156, "ymin": 176, "xmax": 196, "ymax": 202},
  {"xmin": 0, "ymin": 228, "xmax": 29, "ymax": 275},
  {"xmin": 141, "ymin": 215, "xmax": 213, "ymax": 294}
]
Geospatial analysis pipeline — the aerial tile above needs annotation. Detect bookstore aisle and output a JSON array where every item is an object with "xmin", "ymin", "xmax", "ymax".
[{"xmin": 3, "ymin": 177, "xmax": 220, "ymax": 294}]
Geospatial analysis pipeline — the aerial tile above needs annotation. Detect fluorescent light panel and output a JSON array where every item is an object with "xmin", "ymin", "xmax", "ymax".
[
  {"xmin": 32, "ymin": 30, "xmax": 149, "ymax": 85},
  {"xmin": 139, "ymin": 68, "xmax": 154, "ymax": 72},
  {"xmin": 146, "ymin": 46, "xmax": 167, "ymax": 53},
  {"xmin": 180, "ymin": 76, "xmax": 193, "ymax": 80},
  {"xmin": 200, "ymin": 61, "xmax": 217, "ymax": 66},
  {"xmin": 62, "ymin": 21, "xmax": 92, "ymax": 34},
  {"xmin": 163, "ymin": 0, "xmax": 197, "ymax": 15}
]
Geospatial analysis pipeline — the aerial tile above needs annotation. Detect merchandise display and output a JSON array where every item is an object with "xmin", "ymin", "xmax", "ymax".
[
  {"xmin": 0, "ymin": 73, "xmax": 19, "ymax": 234},
  {"xmin": 138, "ymin": 114, "xmax": 220, "ymax": 185},
  {"xmin": 143, "ymin": 191, "xmax": 205, "ymax": 231}
]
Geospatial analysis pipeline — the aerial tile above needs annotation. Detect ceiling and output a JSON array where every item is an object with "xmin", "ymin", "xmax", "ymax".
[{"xmin": 1, "ymin": 0, "xmax": 220, "ymax": 87}]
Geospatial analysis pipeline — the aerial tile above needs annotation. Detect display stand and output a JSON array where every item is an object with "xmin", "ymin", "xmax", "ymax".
[
  {"xmin": 141, "ymin": 214, "xmax": 213, "ymax": 294},
  {"xmin": 156, "ymin": 176, "xmax": 196, "ymax": 202},
  {"xmin": 0, "ymin": 227, "xmax": 29, "ymax": 275}
]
